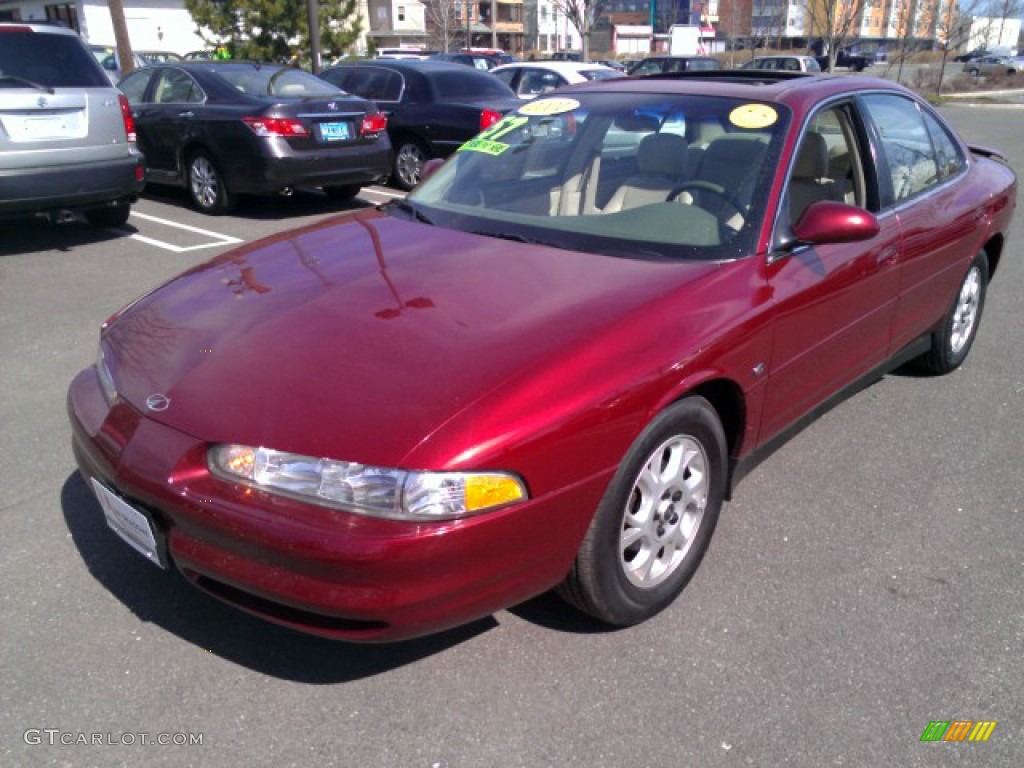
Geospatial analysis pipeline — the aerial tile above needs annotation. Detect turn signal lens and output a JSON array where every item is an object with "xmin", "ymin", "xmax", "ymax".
[
  {"xmin": 360, "ymin": 113, "xmax": 387, "ymax": 135},
  {"xmin": 480, "ymin": 109, "xmax": 502, "ymax": 131},
  {"xmin": 118, "ymin": 94, "xmax": 136, "ymax": 143},
  {"xmin": 242, "ymin": 116, "xmax": 310, "ymax": 138}
]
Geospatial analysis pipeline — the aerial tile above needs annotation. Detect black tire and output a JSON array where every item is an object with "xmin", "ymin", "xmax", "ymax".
[
  {"xmin": 917, "ymin": 252, "xmax": 989, "ymax": 375},
  {"xmin": 187, "ymin": 150, "xmax": 232, "ymax": 214},
  {"xmin": 323, "ymin": 184, "xmax": 361, "ymax": 203},
  {"xmin": 558, "ymin": 396, "xmax": 727, "ymax": 626},
  {"xmin": 392, "ymin": 138, "xmax": 430, "ymax": 191},
  {"xmin": 84, "ymin": 202, "xmax": 130, "ymax": 228}
]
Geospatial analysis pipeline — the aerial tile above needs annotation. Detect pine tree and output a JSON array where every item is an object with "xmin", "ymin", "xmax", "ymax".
[{"xmin": 185, "ymin": 0, "xmax": 362, "ymax": 63}]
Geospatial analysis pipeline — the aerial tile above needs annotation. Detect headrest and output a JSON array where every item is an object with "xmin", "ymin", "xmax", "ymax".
[
  {"xmin": 637, "ymin": 133, "xmax": 688, "ymax": 176},
  {"xmin": 793, "ymin": 132, "xmax": 828, "ymax": 179}
]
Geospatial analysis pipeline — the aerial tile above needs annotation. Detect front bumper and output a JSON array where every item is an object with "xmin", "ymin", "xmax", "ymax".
[{"xmin": 67, "ymin": 367, "xmax": 606, "ymax": 642}]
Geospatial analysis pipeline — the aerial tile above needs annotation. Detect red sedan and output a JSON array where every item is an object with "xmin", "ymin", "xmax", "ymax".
[{"xmin": 68, "ymin": 72, "xmax": 1016, "ymax": 642}]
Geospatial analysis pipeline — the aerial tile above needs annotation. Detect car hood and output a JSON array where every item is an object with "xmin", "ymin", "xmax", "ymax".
[{"xmin": 103, "ymin": 210, "xmax": 718, "ymax": 466}]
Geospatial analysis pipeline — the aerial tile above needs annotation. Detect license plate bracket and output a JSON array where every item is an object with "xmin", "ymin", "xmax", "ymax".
[
  {"xmin": 90, "ymin": 478, "xmax": 168, "ymax": 569},
  {"xmin": 319, "ymin": 121, "xmax": 352, "ymax": 141}
]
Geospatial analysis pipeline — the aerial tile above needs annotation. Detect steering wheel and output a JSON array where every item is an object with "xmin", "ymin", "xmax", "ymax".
[{"xmin": 666, "ymin": 181, "xmax": 746, "ymax": 224}]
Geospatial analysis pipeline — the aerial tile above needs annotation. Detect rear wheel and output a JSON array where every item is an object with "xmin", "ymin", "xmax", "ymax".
[
  {"xmin": 558, "ymin": 397, "xmax": 727, "ymax": 626},
  {"xmin": 84, "ymin": 202, "xmax": 130, "ymax": 228},
  {"xmin": 188, "ymin": 150, "xmax": 232, "ymax": 214},
  {"xmin": 392, "ymin": 139, "xmax": 429, "ymax": 191},
  {"xmin": 917, "ymin": 253, "xmax": 989, "ymax": 375},
  {"xmin": 323, "ymin": 184, "xmax": 361, "ymax": 203}
]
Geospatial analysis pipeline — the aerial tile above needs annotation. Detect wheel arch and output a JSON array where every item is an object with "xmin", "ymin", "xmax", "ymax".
[{"xmin": 982, "ymin": 233, "xmax": 1003, "ymax": 280}]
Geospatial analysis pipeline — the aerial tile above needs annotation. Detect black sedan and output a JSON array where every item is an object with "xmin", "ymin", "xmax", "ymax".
[
  {"xmin": 116, "ymin": 62, "xmax": 392, "ymax": 213},
  {"xmin": 318, "ymin": 60, "xmax": 520, "ymax": 190}
]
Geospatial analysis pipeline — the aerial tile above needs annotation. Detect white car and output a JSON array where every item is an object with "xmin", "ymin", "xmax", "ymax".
[
  {"xmin": 491, "ymin": 61, "xmax": 623, "ymax": 100},
  {"xmin": 741, "ymin": 55, "xmax": 821, "ymax": 73}
]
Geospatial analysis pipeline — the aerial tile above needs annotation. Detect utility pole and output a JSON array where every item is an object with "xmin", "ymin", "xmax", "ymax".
[
  {"xmin": 491, "ymin": 0, "xmax": 498, "ymax": 48},
  {"xmin": 307, "ymin": 0, "xmax": 322, "ymax": 73},
  {"xmin": 107, "ymin": 0, "xmax": 135, "ymax": 76}
]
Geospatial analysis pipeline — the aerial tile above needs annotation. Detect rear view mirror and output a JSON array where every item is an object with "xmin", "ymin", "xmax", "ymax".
[{"xmin": 792, "ymin": 201, "xmax": 879, "ymax": 245}]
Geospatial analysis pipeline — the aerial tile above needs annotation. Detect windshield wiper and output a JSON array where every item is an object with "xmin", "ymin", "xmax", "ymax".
[
  {"xmin": 468, "ymin": 230, "xmax": 561, "ymax": 248},
  {"xmin": 0, "ymin": 74, "xmax": 55, "ymax": 94},
  {"xmin": 380, "ymin": 199, "xmax": 434, "ymax": 226}
]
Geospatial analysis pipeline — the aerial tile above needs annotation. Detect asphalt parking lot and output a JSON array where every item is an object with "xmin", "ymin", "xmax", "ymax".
[{"xmin": 2, "ymin": 106, "xmax": 1022, "ymax": 767}]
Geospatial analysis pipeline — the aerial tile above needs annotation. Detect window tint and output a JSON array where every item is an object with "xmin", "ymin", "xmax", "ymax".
[
  {"xmin": 118, "ymin": 69, "xmax": 154, "ymax": 104},
  {"xmin": 431, "ymin": 71, "xmax": 513, "ymax": 100},
  {"xmin": 861, "ymin": 94, "xmax": 938, "ymax": 203},
  {"xmin": 0, "ymin": 31, "xmax": 109, "ymax": 88},
  {"xmin": 921, "ymin": 110, "xmax": 965, "ymax": 180},
  {"xmin": 335, "ymin": 68, "xmax": 403, "ymax": 101},
  {"xmin": 518, "ymin": 69, "xmax": 563, "ymax": 97},
  {"xmin": 215, "ymin": 66, "xmax": 340, "ymax": 98},
  {"xmin": 153, "ymin": 69, "xmax": 203, "ymax": 104},
  {"xmin": 581, "ymin": 69, "xmax": 622, "ymax": 81},
  {"xmin": 493, "ymin": 69, "xmax": 516, "ymax": 87}
]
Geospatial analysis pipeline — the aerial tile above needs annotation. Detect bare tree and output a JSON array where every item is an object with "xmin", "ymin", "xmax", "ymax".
[
  {"xmin": 749, "ymin": 0, "xmax": 789, "ymax": 59},
  {"xmin": 550, "ymin": 0, "xmax": 608, "ymax": 60},
  {"xmin": 803, "ymin": 0, "xmax": 869, "ymax": 70},
  {"xmin": 934, "ymin": 0, "xmax": 980, "ymax": 94},
  {"xmin": 425, "ymin": 0, "xmax": 464, "ymax": 52}
]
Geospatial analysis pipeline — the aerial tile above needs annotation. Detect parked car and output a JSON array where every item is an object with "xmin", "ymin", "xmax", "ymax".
[
  {"xmin": 68, "ymin": 71, "xmax": 1016, "ymax": 643},
  {"xmin": 742, "ymin": 55, "xmax": 822, "ymax": 73},
  {"xmin": 428, "ymin": 52, "xmax": 496, "ymax": 70},
  {"xmin": 628, "ymin": 55, "xmax": 722, "ymax": 75},
  {"xmin": 550, "ymin": 51, "xmax": 584, "ymax": 62},
  {"xmin": 962, "ymin": 55, "xmax": 1024, "ymax": 76},
  {"xmin": 815, "ymin": 48, "xmax": 872, "ymax": 72},
  {"xmin": 596, "ymin": 59, "xmax": 627, "ymax": 72},
  {"xmin": 88, "ymin": 43, "xmax": 148, "ymax": 84},
  {"xmin": 318, "ymin": 60, "xmax": 520, "ymax": 190},
  {"xmin": 491, "ymin": 61, "xmax": 624, "ymax": 99},
  {"xmin": 954, "ymin": 46, "xmax": 1017, "ymax": 63},
  {"xmin": 137, "ymin": 50, "xmax": 184, "ymax": 64},
  {"xmin": 0, "ymin": 23, "xmax": 144, "ymax": 226},
  {"xmin": 116, "ymin": 62, "xmax": 391, "ymax": 213}
]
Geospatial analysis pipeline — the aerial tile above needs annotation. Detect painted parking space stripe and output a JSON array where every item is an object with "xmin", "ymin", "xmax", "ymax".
[
  {"xmin": 359, "ymin": 187, "xmax": 405, "ymax": 201},
  {"xmin": 117, "ymin": 211, "xmax": 244, "ymax": 253}
]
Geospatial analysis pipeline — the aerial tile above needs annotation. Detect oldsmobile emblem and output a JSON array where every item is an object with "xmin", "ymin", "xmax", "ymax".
[
  {"xmin": 37, "ymin": 96, "xmax": 48, "ymax": 108},
  {"xmin": 328, "ymin": 102, "xmax": 337, "ymax": 111},
  {"xmin": 145, "ymin": 393, "xmax": 171, "ymax": 412}
]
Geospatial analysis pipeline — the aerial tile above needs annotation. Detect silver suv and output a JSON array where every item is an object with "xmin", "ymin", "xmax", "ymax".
[{"xmin": 0, "ymin": 23, "xmax": 145, "ymax": 227}]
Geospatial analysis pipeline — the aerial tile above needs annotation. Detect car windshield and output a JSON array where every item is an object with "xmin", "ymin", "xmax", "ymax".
[
  {"xmin": 216, "ymin": 66, "xmax": 342, "ymax": 98},
  {"xmin": 406, "ymin": 92, "xmax": 788, "ymax": 261},
  {"xmin": 0, "ymin": 32, "xmax": 109, "ymax": 88}
]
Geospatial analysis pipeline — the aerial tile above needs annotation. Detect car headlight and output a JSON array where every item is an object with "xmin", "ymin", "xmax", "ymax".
[
  {"xmin": 208, "ymin": 444, "xmax": 528, "ymax": 521},
  {"xmin": 96, "ymin": 343, "xmax": 118, "ymax": 404}
]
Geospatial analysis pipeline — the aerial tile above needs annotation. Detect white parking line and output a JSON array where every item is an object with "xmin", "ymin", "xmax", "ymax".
[
  {"xmin": 118, "ymin": 211, "xmax": 244, "ymax": 253},
  {"xmin": 360, "ymin": 187, "xmax": 405, "ymax": 200}
]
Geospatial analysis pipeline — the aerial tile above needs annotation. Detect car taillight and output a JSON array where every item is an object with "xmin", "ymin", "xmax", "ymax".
[
  {"xmin": 242, "ymin": 116, "xmax": 310, "ymax": 138},
  {"xmin": 480, "ymin": 109, "xmax": 502, "ymax": 131},
  {"xmin": 118, "ymin": 94, "xmax": 136, "ymax": 143},
  {"xmin": 360, "ymin": 113, "xmax": 387, "ymax": 136}
]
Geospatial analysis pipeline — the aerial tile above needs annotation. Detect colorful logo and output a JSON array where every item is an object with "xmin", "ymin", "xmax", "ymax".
[{"xmin": 920, "ymin": 720, "xmax": 997, "ymax": 742}]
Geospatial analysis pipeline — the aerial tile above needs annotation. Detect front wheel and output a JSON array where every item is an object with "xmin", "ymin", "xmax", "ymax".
[
  {"xmin": 917, "ymin": 253, "xmax": 989, "ymax": 375},
  {"xmin": 558, "ymin": 397, "xmax": 727, "ymax": 626},
  {"xmin": 188, "ymin": 150, "xmax": 232, "ymax": 214},
  {"xmin": 392, "ymin": 139, "xmax": 429, "ymax": 191}
]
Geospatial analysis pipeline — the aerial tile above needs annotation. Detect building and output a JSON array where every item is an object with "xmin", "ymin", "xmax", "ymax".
[
  {"xmin": 0, "ymin": 0, "xmax": 207, "ymax": 53},
  {"xmin": 366, "ymin": 0, "xmax": 429, "ymax": 50}
]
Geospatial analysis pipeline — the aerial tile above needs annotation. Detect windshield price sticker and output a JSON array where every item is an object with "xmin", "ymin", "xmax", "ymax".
[
  {"xmin": 729, "ymin": 103, "xmax": 778, "ymax": 129},
  {"xmin": 519, "ymin": 98, "xmax": 580, "ymax": 116},
  {"xmin": 459, "ymin": 138, "xmax": 511, "ymax": 156}
]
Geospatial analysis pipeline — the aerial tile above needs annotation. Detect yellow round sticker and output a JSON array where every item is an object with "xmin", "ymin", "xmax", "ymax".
[
  {"xmin": 518, "ymin": 98, "xmax": 580, "ymax": 116},
  {"xmin": 729, "ymin": 104, "xmax": 778, "ymax": 129}
]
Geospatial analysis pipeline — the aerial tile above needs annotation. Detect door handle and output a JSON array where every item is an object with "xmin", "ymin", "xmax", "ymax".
[{"xmin": 177, "ymin": 110, "xmax": 195, "ymax": 118}]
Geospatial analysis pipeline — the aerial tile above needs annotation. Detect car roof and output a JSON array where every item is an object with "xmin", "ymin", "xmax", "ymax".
[
  {"xmin": 567, "ymin": 71, "xmax": 913, "ymax": 114},
  {"xmin": 493, "ymin": 61, "xmax": 611, "ymax": 73},
  {"xmin": 2, "ymin": 21, "xmax": 79, "ymax": 37}
]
